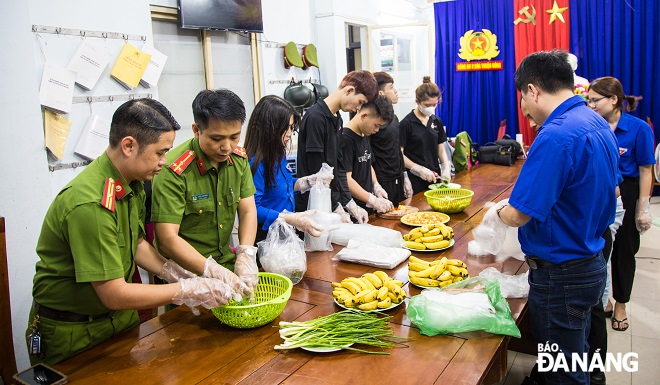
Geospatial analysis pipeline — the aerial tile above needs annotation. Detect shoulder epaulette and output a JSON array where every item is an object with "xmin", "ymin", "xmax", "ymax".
[
  {"xmin": 101, "ymin": 178, "xmax": 116, "ymax": 212},
  {"xmin": 232, "ymin": 146, "xmax": 247, "ymax": 158},
  {"xmin": 169, "ymin": 150, "xmax": 196, "ymax": 175}
]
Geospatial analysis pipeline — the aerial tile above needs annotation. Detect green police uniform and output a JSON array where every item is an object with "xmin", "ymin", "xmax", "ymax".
[
  {"xmin": 151, "ymin": 138, "xmax": 256, "ymax": 270},
  {"xmin": 27, "ymin": 153, "xmax": 141, "ymax": 365}
]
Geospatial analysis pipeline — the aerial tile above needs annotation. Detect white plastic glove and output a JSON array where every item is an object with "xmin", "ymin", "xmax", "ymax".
[
  {"xmin": 366, "ymin": 194, "xmax": 395, "ymax": 213},
  {"xmin": 440, "ymin": 161, "xmax": 452, "ymax": 183},
  {"xmin": 296, "ymin": 163, "xmax": 334, "ymax": 193},
  {"xmin": 333, "ymin": 204, "xmax": 352, "ymax": 223},
  {"xmin": 373, "ymin": 183, "xmax": 388, "ymax": 199},
  {"xmin": 157, "ymin": 259, "xmax": 197, "ymax": 283},
  {"xmin": 636, "ymin": 197, "xmax": 652, "ymax": 234},
  {"xmin": 234, "ymin": 245, "xmax": 259, "ymax": 292},
  {"xmin": 203, "ymin": 257, "xmax": 251, "ymax": 297},
  {"xmin": 345, "ymin": 199, "xmax": 369, "ymax": 224},
  {"xmin": 172, "ymin": 277, "xmax": 238, "ymax": 316},
  {"xmin": 403, "ymin": 172, "xmax": 413, "ymax": 199},
  {"xmin": 470, "ymin": 199, "xmax": 509, "ymax": 256},
  {"xmin": 279, "ymin": 209, "xmax": 324, "ymax": 237},
  {"xmin": 410, "ymin": 164, "xmax": 436, "ymax": 183}
]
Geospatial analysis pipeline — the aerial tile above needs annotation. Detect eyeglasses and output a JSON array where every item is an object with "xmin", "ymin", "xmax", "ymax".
[{"xmin": 586, "ymin": 96, "xmax": 607, "ymax": 106}]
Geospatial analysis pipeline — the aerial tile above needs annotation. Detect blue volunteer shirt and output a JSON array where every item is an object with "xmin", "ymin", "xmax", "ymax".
[
  {"xmin": 250, "ymin": 157, "xmax": 297, "ymax": 230},
  {"xmin": 509, "ymin": 96, "xmax": 619, "ymax": 264},
  {"xmin": 613, "ymin": 112, "xmax": 656, "ymax": 178}
]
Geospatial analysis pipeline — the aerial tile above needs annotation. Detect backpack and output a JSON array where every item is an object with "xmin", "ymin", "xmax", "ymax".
[{"xmin": 452, "ymin": 131, "xmax": 478, "ymax": 173}]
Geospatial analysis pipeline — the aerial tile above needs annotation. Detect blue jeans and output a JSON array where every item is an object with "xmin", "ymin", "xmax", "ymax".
[{"xmin": 528, "ymin": 252, "xmax": 606, "ymax": 384}]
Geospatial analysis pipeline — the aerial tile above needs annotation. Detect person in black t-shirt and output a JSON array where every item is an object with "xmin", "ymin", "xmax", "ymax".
[
  {"xmin": 370, "ymin": 72, "xmax": 413, "ymax": 206},
  {"xmin": 295, "ymin": 71, "xmax": 379, "ymax": 223},
  {"xmin": 400, "ymin": 76, "xmax": 452, "ymax": 195},
  {"xmin": 339, "ymin": 95, "xmax": 395, "ymax": 214}
]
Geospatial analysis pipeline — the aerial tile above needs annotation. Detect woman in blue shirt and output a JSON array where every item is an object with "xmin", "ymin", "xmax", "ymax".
[
  {"xmin": 588, "ymin": 76, "xmax": 655, "ymax": 332},
  {"xmin": 244, "ymin": 95, "xmax": 329, "ymax": 242}
]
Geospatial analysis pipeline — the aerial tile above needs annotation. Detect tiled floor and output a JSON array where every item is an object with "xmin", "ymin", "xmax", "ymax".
[{"xmin": 497, "ymin": 196, "xmax": 660, "ymax": 385}]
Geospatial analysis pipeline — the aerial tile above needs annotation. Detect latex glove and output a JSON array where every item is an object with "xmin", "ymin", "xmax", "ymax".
[
  {"xmin": 403, "ymin": 172, "xmax": 413, "ymax": 199},
  {"xmin": 471, "ymin": 199, "xmax": 509, "ymax": 256},
  {"xmin": 366, "ymin": 194, "xmax": 394, "ymax": 213},
  {"xmin": 373, "ymin": 183, "xmax": 388, "ymax": 199},
  {"xmin": 234, "ymin": 245, "xmax": 259, "ymax": 292},
  {"xmin": 345, "ymin": 199, "xmax": 369, "ymax": 224},
  {"xmin": 440, "ymin": 161, "xmax": 452, "ymax": 183},
  {"xmin": 636, "ymin": 197, "xmax": 652, "ymax": 234},
  {"xmin": 203, "ymin": 257, "xmax": 251, "ymax": 297},
  {"xmin": 157, "ymin": 259, "xmax": 197, "ymax": 283},
  {"xmin": 296, "ymin": 164, "xmax": 335, "ymax": 193},
  {"xmin": 333, "ymin": 204, "xmax": 352, "ymax": 223},
  {"xmin": 172, "ymin": 277, "xmax": 237, "ymax": 316},
  {"xmin": 410, "ymin": 164, "xmax": 436, "ymax": 183},
  {"xmin": 279, "ymin": 210, "xmax": 324, "ymax": 237}
]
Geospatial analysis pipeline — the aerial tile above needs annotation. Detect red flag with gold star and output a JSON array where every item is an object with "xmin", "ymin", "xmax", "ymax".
[{"xmin": 514, "ymin": 0, "xmax": 570, "ymax": 145}]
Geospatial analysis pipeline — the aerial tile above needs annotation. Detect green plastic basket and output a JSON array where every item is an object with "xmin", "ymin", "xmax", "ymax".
[
  {"xmin": 211, "ymin": 273, "xmax": 292, "ymax": 329},
  {"xmin": 424, "ymin": 188, "xmax": 474, "ymax": 214}
]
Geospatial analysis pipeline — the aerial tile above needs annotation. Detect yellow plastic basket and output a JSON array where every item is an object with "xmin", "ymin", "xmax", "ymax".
[
  {"xmin": 424, "ymin": 188, "xmax": 474, "ymax": 214},
  {"xmin": 211, "ymin": 273, "xmax": 292, "ymax": 328}
]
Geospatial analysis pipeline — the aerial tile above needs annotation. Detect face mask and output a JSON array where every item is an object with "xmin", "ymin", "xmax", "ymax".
[{"xmin": 418, "ymin": 104, "xmax": 435, "ymax": 117}]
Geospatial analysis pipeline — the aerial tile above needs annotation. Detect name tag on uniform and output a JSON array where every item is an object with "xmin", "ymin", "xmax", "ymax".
[{"xmin": 191, "ymin": 193, "xmax": 210, "ymax": 202}]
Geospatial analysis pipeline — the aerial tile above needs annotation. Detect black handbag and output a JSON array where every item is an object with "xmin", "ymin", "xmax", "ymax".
[{"xmin": 476, "ymin": 135, "xmax": 522, "ymax": 166}]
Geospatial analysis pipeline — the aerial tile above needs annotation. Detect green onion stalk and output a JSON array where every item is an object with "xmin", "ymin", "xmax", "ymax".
[{"xmin": 275, "ymin": 310, "xmax": 410, "ymax": 354}]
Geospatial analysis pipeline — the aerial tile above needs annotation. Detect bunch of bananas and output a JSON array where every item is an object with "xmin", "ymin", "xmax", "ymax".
[
  {"xmin": 331, "ymin": 271, "xmax": 407, "ymax": 311},
  {"xmin": 407, "ymin": 256, "xmax": 469, "ymax": 288},
  {"xmin": 403, "ymin": 223, "xmax": 454, "ymax": 250}
]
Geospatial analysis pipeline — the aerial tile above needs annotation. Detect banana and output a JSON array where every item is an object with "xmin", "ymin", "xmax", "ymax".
[
  {"xmin": 409, "ymin": 231, "xmax": 423, "ymax": 241},
  {"xmin": 361, "ymin": 277, "xmax": 376, "ymax": 291},
  {"xmin": 419, "ymin": 234, "xmax": 444, "ymax": 243},
  {"xmin": 391, "ymin": 280, "xmax": 404, "ymax": 287},
  {"xmin": 345, "ymin": 278, "xmax": 368, "ymax": 291},
  {"xmin": 332, "ymin": 287, "xmax": 353, "ymax": 297},
  {"xmin": 376, "ymin": 286, "xmax": 389, "ymax": 301},
  {"xmin": 331, "ymin": 282, "xmax": 342, "ymax": 288},
  {"xmin": 409, "ymin": 256, "xmax": 430, "ymax": 265},
  {"xmin": 358, "ymin": 300, "xmax": 379, "ymax": 311},
  {"xmin": 405, "ymin": 241, "xmax": 426, "ymax": 250},
  {"xmin": 415, "ymin": 264, "xmax": 436, "ymax": 278},
  {"xmin": 425, "ymin": 240, "xmax": 451, "ymax": 250},
  {"xmin": 403, "ymin": 234, "xmax": 411, "ymax": 241},
  {"xmin": 340, "ymin": 281, "xmax": 360, "ymax": 295},
  {"xmin": 425, "ymin": 228, "xmax": 441, "ymax": 236},
  {"xmin": 429, "ymin": 263, "xmax": 445, "ymax": 279},
  {"xmin": 431, "ymin": 257, "xmax": 448, "ymax": 271},
  {"xmin": 452, "ymin": 276, "xmax": 463, "ymax": 283},
  {"xmin": 438, "ymin": 224, "xmax": 454, "ymax": 239},
  {"xmin": 446, "ymin": 259, "xmax": 466, "ymax": 268},
  {"xmin": 408, "ymin": 261, "xmax": 430, "ymax": 272},
  {"xmin": 409, "ymin": 227, "xmax": 422, "ymax": 235},
  {"xmin": 363, "ymin": 289, "xmax": 379, "ymax": 303},
  {"xmin": 377, "ymin": 297, "xmax": 392, "ymax": 309},
  {"xmin": 457, "ymin": 267, "xmax": 469, "ymax": 277},
  {"xmin": 410, "ymin": 276, "xmax": 439, "ymax": 287},
  {"xmin": 388, "ymin": 292, "xmax": 399, "ymax": 302},
  {"xmin": 362, "ymin": 273, "xmax": 383, "ymax": 289},
  {"xmin": 343, "ymin": 297, "xmax": 357, "ymax": 307},
  {"xmin": 446, "ymin": 265, "xmax": 462, "ymax": 276},
  {"xmin": 373, "ymin": 271, "xmax": 391, "ymax": 284},
  {"xmin": 385, "ymin": 280, "xmax": 403, "ymax": 296},
  {"xmin": 352, "ymin": 289, "xmax": 371, "ymax": 303},
  {"xmin": 438, "ymin": 270, "xmax": 452, "ymax": 281},
  {"xmin": 419, "ymin": 225, "xmax": 430, "ymax": 233}
]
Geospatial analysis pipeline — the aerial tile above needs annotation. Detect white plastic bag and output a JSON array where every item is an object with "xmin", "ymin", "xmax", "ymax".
[
  {"xmin": 307, "ymin": 163, "xmax": 333, "ymax": 214},
  {"xmin": 330, "ymin": 224, "xmax": 404, "ymax": 248},
  {"xmin": 257, "ymin": 219, "xmax": 307, "ymax": 284},
  {"xmin": 304, "ymin": 212, "xmax": 341, "ymax": 252},
  {"xmin": 478, "ymin": 267, "xmax": 529, "ymax": 298},
  {"xmin": 332, "ymin": 239, "xmax": 410, "ymax": 269}
]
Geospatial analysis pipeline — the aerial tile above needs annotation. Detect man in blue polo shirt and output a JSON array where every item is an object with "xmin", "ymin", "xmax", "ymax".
[{"xmin": 485, "ymin": 50, "xmax": 619, "ymax": 384}]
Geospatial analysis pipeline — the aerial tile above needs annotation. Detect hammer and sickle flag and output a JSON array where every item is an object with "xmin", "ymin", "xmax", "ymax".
[
  {"xmin": 458, "ymin": 29, "xmax": 500, "ymax": 62},
  {"xmin": 514, "ymin": 5, "xmax": 537, "ymax": 25}
]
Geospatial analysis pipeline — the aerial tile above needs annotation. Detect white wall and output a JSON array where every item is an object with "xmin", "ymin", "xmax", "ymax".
[{"xmin": 1, "ymin": 0, "xmax": 432, "ymax": 372}]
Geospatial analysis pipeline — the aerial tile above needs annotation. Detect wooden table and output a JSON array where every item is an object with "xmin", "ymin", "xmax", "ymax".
[{"xmin": 55, "ymin": 162, "xmax": 529, "ymax": 385}]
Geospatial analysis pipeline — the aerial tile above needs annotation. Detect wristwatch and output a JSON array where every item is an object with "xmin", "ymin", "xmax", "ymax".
[{"xmin": 496, "ymin": 204, "xmax": 508, "ymax": 219}]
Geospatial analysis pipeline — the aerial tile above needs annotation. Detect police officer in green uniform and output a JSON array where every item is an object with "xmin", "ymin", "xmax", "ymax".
[
  {"xmin": 151, "ymin": 89, "xmax": 259, "ymax": 291},
  {"xmin": 27, "ymin": 99, "xmax": 243, "ymax": 366}
]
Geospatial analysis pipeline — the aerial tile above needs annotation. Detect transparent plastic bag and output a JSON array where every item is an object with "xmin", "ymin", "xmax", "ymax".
[
  {"xmin": 304, "ymin": 212, "xmax": 341, "ymax": 252},
  {"xmin": 257, "ymin": 218, "xmax": 307, "ymax": 284},
  {"xmin": 332, "ymin": 239, "xmax": 410, "ymax": 269},
  {"xmin": 406, "ymin": 276, "xmax": 521, "ymax": 337},
  {"xmin": 307, "ymin": 163, "xmax": 333, "ymax": 214},
  {"xmin": 329, "ymin": 224, "xmax": 404, "ymax": 248},
  {"xmin": 478, "ymin": 267, "xmax": 529, "ymax": 298}
]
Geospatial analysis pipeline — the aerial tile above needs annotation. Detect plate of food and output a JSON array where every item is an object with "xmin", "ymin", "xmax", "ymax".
[
  {"xmin": 400, "ymin": 211, "xmax": 450, "ymax": 226},
  {"xmin": 428, "ymin": 182, "xmax": 461, "ymax": 190},
  {"xmin": 333, "ymin": 297, "xmax": 404, "ymax": 313},
  {"xmin": 376, "ymin": 204, "xmax": 419, "ymax": 219},
  {"xmin": 403, "ymin": 238, "xmax": 454, "ymax": 253}
]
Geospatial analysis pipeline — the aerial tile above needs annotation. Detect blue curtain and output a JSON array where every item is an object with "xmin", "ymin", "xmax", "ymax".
[
  {"xmin": 570, "ymin": 0, "xmax": 660, "ymax": 144},
  {"xmin": 434, "ymin": 0, "xmax": 517, "ymax": 145}
]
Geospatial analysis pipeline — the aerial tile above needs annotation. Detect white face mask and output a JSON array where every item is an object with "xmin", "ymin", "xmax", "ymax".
[{"xmin": 418, "ymin": 104, "xmax": 435, "ymax": 117}]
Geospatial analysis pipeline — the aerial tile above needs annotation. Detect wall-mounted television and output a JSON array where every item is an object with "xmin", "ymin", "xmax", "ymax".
[{"xmin": 178, "ymin": 0, "xmax": 263, "ymax": 33}]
